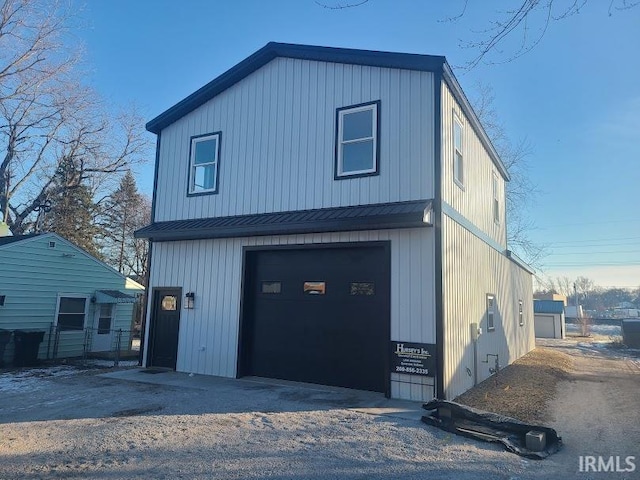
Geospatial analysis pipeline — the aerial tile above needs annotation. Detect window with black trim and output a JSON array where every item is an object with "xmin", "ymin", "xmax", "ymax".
[
  {"xmin": 335, "ymin": 101, "xmax": 379, "ymax": 178},
  {"xmin": 486, "ymin": 294, "xmax": 496, "ymax": 331},
  {"xmin": 57, "ymin": 296, "xmax": 88, "ymax": 331},
  {"xmin": 518, "ymin": 299, "xmax": 524, "ymax": 326},
  {"xmin": 188, "ymin": 132, "xmax": 221, "ymax": 195},
  {"xmin": 492, "ymin": 172, "xmax": 500, "ymax": 224},
  {"xmin": 453, "ymin": 113, "xmax": 464, "ymax": 187}
]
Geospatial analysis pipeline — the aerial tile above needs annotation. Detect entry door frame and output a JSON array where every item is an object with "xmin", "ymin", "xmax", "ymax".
[
  {"xmin": 147, "ymin": 286, "xmax": 182, "ymax": 369},
  {"xmin": 237, "ymin": 241, "xmax": 392, "ymax": 397}
]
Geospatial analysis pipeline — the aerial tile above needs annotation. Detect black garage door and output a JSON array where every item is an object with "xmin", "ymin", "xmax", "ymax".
[{"xmin": 240, "ymin": 244, "xmax": 390, "ymax": 393}]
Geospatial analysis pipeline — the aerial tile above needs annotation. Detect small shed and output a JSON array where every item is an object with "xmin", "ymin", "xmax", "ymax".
[
  {"xmin": 622, "ymin": 319, "xmax": 640, "ymax": 348},
  {"xmin": 0, "ymin": 233, "xmax": 144, "ymax": 364},
  {"xmin": 534, "ymin": 300, "xmax": 565, "ymax": 339}
]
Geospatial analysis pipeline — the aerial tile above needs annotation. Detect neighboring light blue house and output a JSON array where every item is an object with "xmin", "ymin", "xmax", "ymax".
[
  {"xmin": 533, "ymin": 300, "xmax": 566, "ymax": 339},
  {"xmin": 0, "ymin": 233, "xmax": 144, "ymax": 364}
]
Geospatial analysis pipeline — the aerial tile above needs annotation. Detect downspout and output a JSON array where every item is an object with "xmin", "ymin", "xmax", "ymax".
[
  {"xmin": 433, "ymin": 66, "xmax": 445, "ymax": 400},
  {"xmin": 138, "ymin": 132, "xmax": 162, "ymax": 367}
]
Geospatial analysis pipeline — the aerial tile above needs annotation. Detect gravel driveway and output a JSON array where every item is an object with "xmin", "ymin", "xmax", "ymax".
[{"xmin": 0, "ymin": 342, "xmax": 637, "ymax": 479}]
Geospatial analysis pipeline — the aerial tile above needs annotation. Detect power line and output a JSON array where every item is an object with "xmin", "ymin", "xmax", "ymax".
[
  {"xmin": 547, "ymin": 250, "xmax": 640, "ymax": 255},
  {"xmin": 544, "ymin": 262, "xmax": 640, "ymax": 266},
  {"xmin": 549, "ymin": 241, "xmax": 640, "ymax": 249},
  {"xmin": 548, "ymin": 236, "xmax": 640, "ymax": 245},
  {"xmin": 538, "ymin": 219, "xmax": 639, "ymax": 229}
]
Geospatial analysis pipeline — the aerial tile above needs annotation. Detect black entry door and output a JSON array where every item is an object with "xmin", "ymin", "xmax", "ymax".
[
  {"xmin": 150, "ymin": 288, "xmax": 181, "ymax": 369},
  {"xmin": 241, "ymin": 245, "xmax": 390, "ymax": 393}
]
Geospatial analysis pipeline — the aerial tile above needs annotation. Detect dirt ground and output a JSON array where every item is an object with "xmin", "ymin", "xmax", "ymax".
[{"xmin": 0, "ymin": 339, "xmax": 638, "ymax": 479}]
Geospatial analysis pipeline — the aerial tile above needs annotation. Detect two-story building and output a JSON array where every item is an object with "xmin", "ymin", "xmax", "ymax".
[{"xmin": 135, "ymin": 42, "xmax": 535, "ymax": 401}]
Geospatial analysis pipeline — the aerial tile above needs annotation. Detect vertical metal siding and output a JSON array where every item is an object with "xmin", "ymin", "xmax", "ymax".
[
  {"xmin": 154, "ymin": 58, "xmax": 435, "ymax": 222},
  {"xmin": 144, "ymin": 228, "xmax": 436, "ymax": 402},
  {"xmin": 441, "ymin": 215, "xmax": 535, "ymax": 399},
  {"xmin": 440, "ymin": 82, "xmax": 507, "ymax": 248}
]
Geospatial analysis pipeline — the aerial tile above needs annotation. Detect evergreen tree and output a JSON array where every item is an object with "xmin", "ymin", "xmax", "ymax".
[
  {"xmin": 41, "ymin": 158, "xmax": 103, "ymax": 259},
  {"xmin": 102, "ymin": 171, "xmax": 150, "ymax": 280}
]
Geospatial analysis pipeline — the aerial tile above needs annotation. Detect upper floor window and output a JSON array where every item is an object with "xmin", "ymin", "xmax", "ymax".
[
  {"xmin": 486, "ymin": 294, "xmax": 496, "ymax": 331},
  {"xmin": 188, "ymin": 132, "xmax": 221, "ymax": 195},
  {"xmin": 492, "ymin": 172, "xmax": 500, "ymax": 224},
  {"xmin": 335, "ymin": 101, "xmax": 380, "ymax": 179},
  {"xmin": 453, "ymin": 114, "xmax": 464, "ymax": 187}
]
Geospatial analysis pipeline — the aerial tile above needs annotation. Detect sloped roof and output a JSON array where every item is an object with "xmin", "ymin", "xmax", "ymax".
[
  {"xmin": 135, "ymin": 199, "xmax": 433, "ymax": 242},
  {"xmin": 146, "ymin": 42, "xmax": 509, "ymax": 180},
  {"xmin": 0, "ymin": 233, "xmax": 40, "ymax": 246},
  {"xmin": 95, "ymin": 290, "xmax": 137, "ymax": 304},
  {"xmin": 534, "ymin": 300, "xmax": 565, "ymax": 314}
]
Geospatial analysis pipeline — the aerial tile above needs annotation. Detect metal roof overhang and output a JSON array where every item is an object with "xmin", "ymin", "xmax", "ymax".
[
  {"xmin": 95, "ymin": 290, "xmax": 137, "ymax": 304},
  {"xmin": 135, "ymin": 200, "xmax": 433, "ymax": 242}
]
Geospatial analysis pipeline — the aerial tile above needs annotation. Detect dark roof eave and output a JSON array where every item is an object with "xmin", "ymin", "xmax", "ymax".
[
  {"xmin": 137, "ymin": 215, "xmax": 430, "ymax": 242},
  {"xmin": 135, "ymin": 200, "xmax": 433, "ymax": 242}
]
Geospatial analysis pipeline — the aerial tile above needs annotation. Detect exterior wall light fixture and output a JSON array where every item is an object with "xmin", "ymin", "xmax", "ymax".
[{"xmin": 185, "ymin": 292, "xmax": 195, "ymax": 309}]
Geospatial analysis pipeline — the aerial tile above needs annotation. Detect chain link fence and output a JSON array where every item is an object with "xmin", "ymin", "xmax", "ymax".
[{"xmin": 46, "ymin": 325, "xmax": 140, "ymax": 367}]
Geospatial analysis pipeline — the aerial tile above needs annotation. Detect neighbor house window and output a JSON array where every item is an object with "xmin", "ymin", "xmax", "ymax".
[
  {"xmin": 335, "ymin": 101, "xmax": 380, "ymax": 178},
  {"xmin": 97, "ymin": 304, "xmax": 113, "ymax": 334},
  {"xmin": 519, "ymin": 300, "xmax": 524, "ymax": 326},
  {"xmin": 453, "ymin": 114, "xmax": 464, "ymax": 187},
  {"xmin": 486, "ymin": 294, "xmax": 496, "ymax": 331},
  {"xmin": 188, "ymin": 132, "xmax": 221, "ymax": 195},
  {"xmin": 56, "ymin": 296, "xmax": 88, "ymax": 331},
  {"xmin": 492, "ymin": 173, "xmax": 500, "ymax": 224}
]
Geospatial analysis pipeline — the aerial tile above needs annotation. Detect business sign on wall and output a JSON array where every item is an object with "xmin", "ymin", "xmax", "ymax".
[{"xmin": 390, "ymin": 341, "xmax": 436, "ymax": 377}]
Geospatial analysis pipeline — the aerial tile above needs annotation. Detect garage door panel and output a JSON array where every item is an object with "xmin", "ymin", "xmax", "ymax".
[{"xmin": 242, "ymin": 245, "xmax": 389, "ymax": 393}]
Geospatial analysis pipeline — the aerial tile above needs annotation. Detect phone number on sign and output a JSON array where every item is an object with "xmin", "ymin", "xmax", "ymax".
[{"xmin": 394, "ymin": 366, "xmax": 429, "ymax": 375}]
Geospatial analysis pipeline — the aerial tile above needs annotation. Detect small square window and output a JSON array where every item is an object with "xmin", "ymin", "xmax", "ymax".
[
  {"xmin": 453, "ymin": 114, "xmax": 464, "ymax": 187},
  {"xmin": 303, "ymin": 282, "xmax": 326, "ymax": 295},
  {"xmin": 335, "ymin": 101, "xmax": 380, "ymax": 178},
  {"xmin": 188, "ymin": 132, "xmax": 221, "ymax": 195},
  {"xmin": 486, "ymin": 294, "xmax": 496, "ymax": 331},
  {"xmin": 261, "ymin": 282, "xmax": 282, "ymax": 294},
  {"xmin": 350, "ymin": 282, "xmax": 375, "ymax": 296},
  {"xmin": 161, "ymin": 295, "xmax": 177, "ymax": 311}
]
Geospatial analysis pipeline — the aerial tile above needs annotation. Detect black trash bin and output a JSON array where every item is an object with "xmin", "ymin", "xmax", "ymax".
[
  {"xmin": 13, "ymin": 330, "xmax": 45, "ymax": 367},
  {"xmin": 0, "ymin": 329, "xmax": 12, "ymax": 367}
]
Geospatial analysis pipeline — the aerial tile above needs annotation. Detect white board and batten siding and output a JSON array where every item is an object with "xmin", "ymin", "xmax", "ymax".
[
  {"xmin": 439, "ymin": 79, "xmax": 534, "ymax": 400},
  {"xmin": 441, "ymin": 209, "xmax": 534, "ymax": 400},
  {"xmin": 440, "ymin": 81, "xmax": 507, "ymax": 249},
  {"xmin": 144, "ymin": 228, "xmax": 436, "ymax": 402},
  {"xmin": 154, "ymin": 57, "xmax": 435, "ymax": 222},
  {"xmin": 0, "ymin": 234, "xmax": 141, "ymax": 361}
]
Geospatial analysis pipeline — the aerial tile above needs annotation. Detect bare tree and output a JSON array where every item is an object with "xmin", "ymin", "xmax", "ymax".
[
  {"xmin": 0, "ymin": 0, "xmax": 150, "ymax": 235},
  {"xmin": 471, "ymin": 82, "xmax": 545, "ymax": 267},
  {"xmin": 443, "ymin": 0, "xmax": 639, "ymax": 69}
]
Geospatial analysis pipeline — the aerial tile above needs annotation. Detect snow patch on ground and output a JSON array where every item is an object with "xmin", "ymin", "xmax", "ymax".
[
  {"xmin": 0, "ymin": 366, "xmax": 82, "ymax": 393},
  {"xmin": 566, "ymin": 323, "xmax": 621, "ymax": 336},
  {"xmin": 0, "ymin": 361, "xmax": 138, "ymax": 394},
  {"xmin": 82, "ymin": 359, "xmax": 139, "ymax": 368}
]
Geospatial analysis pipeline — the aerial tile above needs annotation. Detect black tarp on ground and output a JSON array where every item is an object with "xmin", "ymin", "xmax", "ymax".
[{"xmin": 422, "ymin": 399, "xmax": 562, "ymax": 459}]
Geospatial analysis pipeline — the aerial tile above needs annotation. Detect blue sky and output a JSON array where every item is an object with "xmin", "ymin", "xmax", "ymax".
[{"xmin": 73, "ymin": 0, "xmax": 639, "ymax": 289}]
